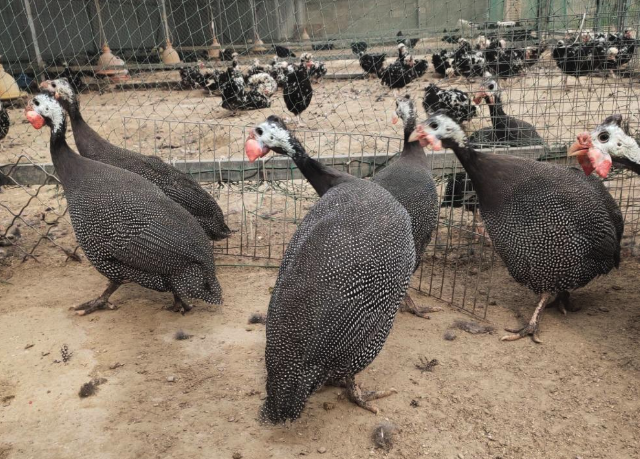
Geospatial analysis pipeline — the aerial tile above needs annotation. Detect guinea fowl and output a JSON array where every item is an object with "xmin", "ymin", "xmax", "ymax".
[
  {"xmin": 410, "ymin": 111, "xmax": 623, "ymax": 343},
  {"xmin": 570, "ymin": 114, "xmax": 640, "ymax": 178},
  {"xmin": 39, "ymin": 79, "xmax": 231, "ymax": 241},
  {"xmin": 0, "ymin": 102, "xmax": 9, "ymax": 144},
  {"xmin": 373, "ymin": 95, "xmax": 439, "ymax": 318},
  {"xmin": 423, "ymin": 83, "xmax": 477, "ymax": 124},
  {"xmin": 25, "ymin": 94, "xmax": 222, "ymax": 314},
  {"xmin": 469, "ymin": 77, "xmax": 543, "ymax": 147},
  {"xmin": 283, "ymin": 55, "xmax": 314, "ymax": 125},
  {"xmin": 245, "ymin": 115, "xmax": 414, "ymax": 422}
]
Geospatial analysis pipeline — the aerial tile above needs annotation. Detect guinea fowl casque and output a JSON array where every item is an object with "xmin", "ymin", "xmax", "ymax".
[
  {"xmin": 39, "ymin": 78, "xmax": 231, "ymax": 242},
  {"xmin": 410, "ymin": 111, "xmax": 623, "ymax": 343},
  {"xmin": 25, "ymin": 94, "xmax": 223, "ymax": 314},
  {"xmin": 469, "ymin": 77, "xmax": 543, "ymax": 147},
  {"xmin": 373, "ymin": 95, "xmax": 440, "ymax": 318},
  {"xmin": 570, "ymin": 114, "xmax": 640, "ymax": 178},
  {"xmin": 244, "ymin": 116, "xmax": 414, "ymax": 422}
]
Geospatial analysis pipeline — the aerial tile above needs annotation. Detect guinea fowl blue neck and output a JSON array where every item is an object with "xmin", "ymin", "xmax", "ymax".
[
  {"xmin": 286, "ymin": 137, "xmax": 353, "ymax": 197},
  {"xmin": 47, "ymin": 115, "xmax": 81, "ymax": 186}
]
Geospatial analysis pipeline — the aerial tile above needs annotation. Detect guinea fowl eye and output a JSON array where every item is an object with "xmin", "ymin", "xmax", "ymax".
[
  {"xmin": 488, "ymin": 84, "xmax": 495, "ymax": 91},
  {"xmin": 598, "ymin": 132, "xmax": 610, "ymax": 143},
  {"xmin": 34, "ymin": 99, "xmax": 40, "ymax": 106},
  {"xmin": 255, "ymin": 127, "xmax": 263, "ymax": 136},
  {"xmin": 51, "ymin": 83, "xmax": 57, "ymax": 88},
  {"xmin": 429, "ymin": 122, "xmax": 438, "ymax": 130}
]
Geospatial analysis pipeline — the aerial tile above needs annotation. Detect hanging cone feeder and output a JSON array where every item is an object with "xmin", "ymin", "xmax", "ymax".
[
  {"xmin": 161, "ymin": 41, "xmax": 181, "ymax": 64},
  {"xmin": 0, "ymin": 58, "xmax": 21, "ymax": 101},
  {"xmin": 208, "ymin": 36, "xmax": 221, "ymax": 59},
  {"xmin": 252, "ymin": 35, "xmax": 267, "ymax": 53},
  {"xmin": 300, "ymin": 27, "xmax": 310, "ymax": 41},
  {"xmin": 96, "ymin": 45, "xmax": 129, "ymax": 81}
]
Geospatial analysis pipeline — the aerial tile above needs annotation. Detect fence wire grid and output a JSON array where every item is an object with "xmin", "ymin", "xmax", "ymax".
[{"xmin": 2, "ymin": 3, "xmax": 640, "ymax": 319}]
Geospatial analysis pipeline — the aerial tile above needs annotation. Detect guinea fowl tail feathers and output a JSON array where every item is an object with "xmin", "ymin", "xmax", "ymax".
[{"xmin": 261, "ymin": 365, "xmax": 325, "ymax": 423}]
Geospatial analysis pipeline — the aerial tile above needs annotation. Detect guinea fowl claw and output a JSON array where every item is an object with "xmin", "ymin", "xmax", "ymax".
[
  {"xmin": 74, "ymin": 299, "xmax": 116, "ymax": 316},
  {"xmin": 345, "ymin": 377, "xmax": 396, "ymax": 415},
  {"xmin": 400, "ymin": 294, "xmax": 441, "ymax": 319},
  {"xmin": 501, "ymin": 324, "xmax": 543, "ymax": 344}
]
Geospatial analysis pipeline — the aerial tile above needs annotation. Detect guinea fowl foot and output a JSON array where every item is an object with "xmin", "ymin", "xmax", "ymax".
[
  {"xmin": 548, "ymin": 291, "xmax": 579, "ymax": 315},
  {"xmin": 345, "ymin": 376, "xmax": 397, "ymax": 415},
  {"xmin": 169, "ymin": 294, "xmax": 193, "ymax": 315},
  {"xmin": 73, "ymin": 281, "xmax": 121, "ymax": 316},
  {"xmin": 501, "ymin": 293, "xmax": 551, "ymax": 344},
  {"xmin": 400, "ymin": 293, "xmax": 442, "ymax": 319}
]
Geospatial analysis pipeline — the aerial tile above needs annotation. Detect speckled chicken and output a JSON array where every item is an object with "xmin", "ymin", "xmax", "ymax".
[
  {"xmin": 373, "ymin": 95, "xmax": 439, "ymax": 318},
  {"xmin": 245, "ymin": 116, "xmax": 414, "ymax": 422},
  {"xmin": 423, "ymin": 83, "xmax": 476, "ymax": 124},
  {"xmin": 0, "ymin": 101, "xmax": 9, "ymax": 143},
  {"xmin": 410, "ymin": 111, "xmax": 623, "ymax": 343},
  {"xmin": 25, "ymin": 94, "xmax": 222, "ymax": 314},
  {"xmin": 40, "ymin": 78, "xmax": 231, "ymax": 241}
]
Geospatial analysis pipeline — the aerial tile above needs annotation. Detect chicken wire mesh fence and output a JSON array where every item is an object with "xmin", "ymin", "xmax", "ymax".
[{"xmin": 3, "ymin": 4, "xmax": 640, "ymax": 318}]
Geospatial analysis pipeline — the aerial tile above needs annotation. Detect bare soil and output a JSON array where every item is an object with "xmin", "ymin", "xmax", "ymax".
[{"xmin": 1, "ymin": 50, "xmax": 640, "ymax": 459}]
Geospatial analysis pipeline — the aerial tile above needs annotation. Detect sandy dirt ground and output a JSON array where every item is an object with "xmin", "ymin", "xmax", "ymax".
[
  {"xmin": 1, "ymin": 254, "xmax": 640, "ymax": 459},
  {"xmin": 2, "ymin": 48, "xmax": 640, "ymax": 459}
]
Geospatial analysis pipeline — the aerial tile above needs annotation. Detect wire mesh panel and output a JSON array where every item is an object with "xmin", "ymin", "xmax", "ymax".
[{"xmin": 3, "ymin": 3, "xmax": 640, "ymax": 319}]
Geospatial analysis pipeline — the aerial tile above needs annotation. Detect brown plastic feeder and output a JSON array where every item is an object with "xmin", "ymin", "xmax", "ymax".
[
  {"xmin": 0, "ymin": 58, "xmax": 21, "ymax": 100},
  {"xmin": 96, "ymin": 45, "xmax": 129, "ymax": 82}
]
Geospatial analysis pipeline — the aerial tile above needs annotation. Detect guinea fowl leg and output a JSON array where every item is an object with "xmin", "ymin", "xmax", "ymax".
[
  {"xmin": 74, "ymin": 281, "xmax": 120, "ymax": 316},
  {"xmin": 345, "ymin": 375, "xmax": 397, "ymax": 415},
  {"xmin": 296, "ymin": 114, "xmax": 306, "ymax": 127},
  {"xmin": 548, "ymin": 291, "xmax": 580, "ymax": 314},
  {"xmin": 399, "ymin": 293, "xmax": 443, "ymax": 319},
  {"xmin": 501, "ymin": 292, "xmax": 552, "ymax": 344},
  {"xmin": 169, "ymin": 293, "xmax": 194, "ymax": 315}
]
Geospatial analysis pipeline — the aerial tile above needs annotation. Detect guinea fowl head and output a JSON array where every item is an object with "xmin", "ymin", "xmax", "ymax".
[
  {"xmin": 569, "ymin": 115, "xmax": 640, "ymax": 178},
  {"xmin": 24, "ymin": 94, "xmax": 66, "ymax": 134},
  {"xmin": 391, "ymin": 94, "xmax": 415, "ymax": 126},
  {"xmin": 39, "ymin": 78, "xmax": 76, "ymax": 110},
  {"xmin": 473, "ymin": 77, "xmax": 499, "ymax": 105},
  {"xmin": 408, "ymin": 110, "xmax": 467, "ymax": 150},
  {"xmin": 245, "ymin": 115, "xmax": 302, "ymax": 162},
  {"xmin": 299, "ymin": 53, "xmax": 315, "ymax": 70}
]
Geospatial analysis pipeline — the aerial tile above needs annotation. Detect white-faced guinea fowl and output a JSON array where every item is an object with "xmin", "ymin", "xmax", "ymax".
[
  {"xmin": 39, "ymin": 78, "xmax": 231, "ymax": 242},
  {"xmin": 358, "ymin": 52, "xmax": 387, "ymax": 77},
  {"xmin": 0, "ymin": 101, "xmax": 9, "ymax": 143},
  {"xmin": 469, "ymin": 77, "xmax": 543, "ymax": 147},
  {"xmin": 244, "ymin": 115, "xmax": 414, "ymax": 422},
  {"xmin": 410, "ymin": 111, "xmax": 623, "ymax": 343},
  {"xmin": 423, "ymin": 83, "xmax": 477, "ymax": 124},
  {"xmin": 274, "ymin": 45, "xmax": 295, "ymax": 58},
  {"xmin": 373, "ymin": 95, "xmax": 439, "ymax": 318},
  {"xmin": 25, "ymin": 94, "xmax": 223, "ymax": 314},
  {"xmin": 570, "ymin": 114, "xmax": 640, "ymax": 178},
  {"xmin": 283, "ymin": 56, "xmax": 314, "ymax": 125}
]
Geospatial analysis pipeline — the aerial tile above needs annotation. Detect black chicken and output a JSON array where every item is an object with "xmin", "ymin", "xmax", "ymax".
[
  {"xmin": 0, "ymin": 101, "xmax": 9, "ymax": 143},
  {"xmin": 351, "ymin": 41, "xmax": 368, "ymax": 54},
  {"xmin": 397, "ymin": 31, "xmax": 420, "ymax": 48},
  {"xmin": 283, "ymin": 57, "xmax": 314, "ymax": 125},
  {"xmin": 358, "ymin": 52, "xmax": 386, "ymax": 77},
  {"xmin": 552, "ymin": 37, "xmax": 608, "ymax": 86},
  {"xmin": 274, "ymin": 45, "xmax": 296, "ymax": 58}
]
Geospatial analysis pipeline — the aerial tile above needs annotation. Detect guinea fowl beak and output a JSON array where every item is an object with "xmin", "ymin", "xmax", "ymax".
[
  {"xmin": 568, "ymin": 132, "xmax": 612, "ymax": 178},
  {"xmin": 391, "ymin": 114, "xmax": 399, "ymax": 125},
  {"xmin": 408, "ymin": 125, "xmax": 442, "ymax": 150},
  {"xmin": 472, "ymin": 92, "xmax": 486, "ymax": 104}
]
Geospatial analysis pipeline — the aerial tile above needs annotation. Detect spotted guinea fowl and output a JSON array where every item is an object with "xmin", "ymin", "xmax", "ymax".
[
  {"xmin": 39, "ymin": 79, "xmax": 231, "ymax": 241},
  {"xmin": 25, "ymin": 94, "xmax": 223, "ymax": 314},
  {"xmin": 410, "ymin": 111, "xmax": 623, "ymax": 343},
  {"xmin": 0, "ymin": 101, "xmax": 9, "ymax": 143},
  {"xmin": 283, "ymin": 55, "xmax": 314, "ymax": 125},
  {"xmin": 570, "ymin": 114, "xmax": 640, "ymax": 178},
  {"xmin": 469, "ymin": 77, "xmax": 543, "ymax": 147},
  {"xmin": 245, "ymin": 115, "xmax": 414, "ymax": 422},
  {"xmin": 423, "ymin": 83, "xmax": 476, "ymax": 124},
  {"xmin": 373, "ymin": 95, "xmax": 439, "ymax": 318}
]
